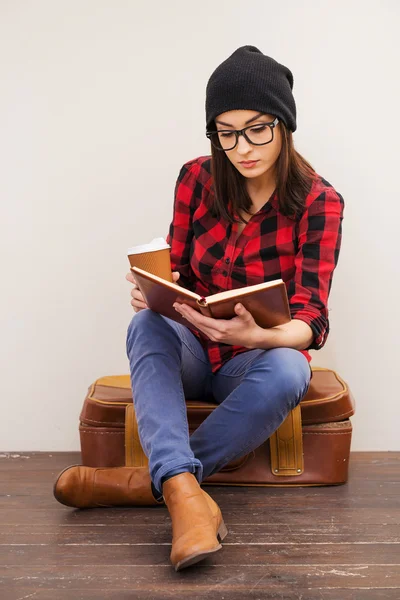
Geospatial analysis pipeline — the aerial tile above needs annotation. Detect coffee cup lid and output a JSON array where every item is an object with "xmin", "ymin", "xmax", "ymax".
[{"xmin": 127, "ymin": 237, "xmax": 170, "ymax": 255}]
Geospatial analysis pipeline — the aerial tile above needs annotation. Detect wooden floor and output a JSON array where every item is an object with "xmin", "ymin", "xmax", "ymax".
[{"xmin": 0, "ymin": 452, "xmax": 399, "ymax": 600}]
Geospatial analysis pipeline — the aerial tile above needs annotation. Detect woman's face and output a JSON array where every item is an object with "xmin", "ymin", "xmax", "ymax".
[{"xmin": 214, "ymin": 109, "xmax": 282, "ymax": 183}]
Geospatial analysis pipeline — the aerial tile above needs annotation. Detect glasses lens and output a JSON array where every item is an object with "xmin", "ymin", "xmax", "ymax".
[
  {"xmin": 216, "ymin": 131, "xmax": 237, "ymax": 150},
  {"xmin": 245, "ymin": 124, "xmax": 273, "ymax": 145},
  {"xmin": 208, "ymin": 132, "xmax": 227, "ymax": 150}
]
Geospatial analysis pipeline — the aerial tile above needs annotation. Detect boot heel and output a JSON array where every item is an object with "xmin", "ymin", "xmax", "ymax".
[{"xmin": 217, "ymin": 520, "xmax": 228, "ymax": 542}]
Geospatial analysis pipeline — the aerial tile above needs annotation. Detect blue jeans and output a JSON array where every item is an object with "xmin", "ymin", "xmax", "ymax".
[{"xmin": 126, "ymin": 309, "xmax": 311, "ymax": 498}]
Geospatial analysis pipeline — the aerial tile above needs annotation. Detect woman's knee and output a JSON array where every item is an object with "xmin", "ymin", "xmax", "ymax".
[
  {"xmin": 126, "ymin": 309, "xmax": 186, "ymax": 370},
  {"xmin": 127, "ymin": 307, "xmax": 152, "ymax": 336},
  {"xmin": 252, "ymin": 347, "xmax": 311, "ymax": 408},
  {"xmin": 126, "ymin": 309, "xmax": 176, "ymax": 354}
]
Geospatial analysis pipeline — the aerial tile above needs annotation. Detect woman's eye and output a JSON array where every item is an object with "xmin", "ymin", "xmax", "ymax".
[
  {"xmin": 250, "ymin": 125, "xmax": 267, "ymax": 134},
  {"xmin": 220, "ymin": 132, "xmax": 234, "ymax": 138}
]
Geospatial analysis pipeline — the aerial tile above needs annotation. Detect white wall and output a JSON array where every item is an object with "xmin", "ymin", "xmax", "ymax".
[{"xmin": 1, "ymin": 0, "xmax": 399, "ymax": 451}]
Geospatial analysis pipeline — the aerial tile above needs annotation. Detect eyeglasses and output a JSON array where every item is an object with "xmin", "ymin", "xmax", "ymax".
[{"xmin": 206, "ymin": 117, "xmax": 279, "ymax": 151}]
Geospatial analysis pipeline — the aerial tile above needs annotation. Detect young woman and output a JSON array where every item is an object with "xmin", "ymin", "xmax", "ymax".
[{"xmin": 54, "ymin": 46, "xmax": 344, "ymax": 572}]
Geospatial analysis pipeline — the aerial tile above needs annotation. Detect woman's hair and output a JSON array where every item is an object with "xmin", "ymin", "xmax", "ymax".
[{"xmin": 206, "ymin": 119, "xmax": 317, "ymax": 224}]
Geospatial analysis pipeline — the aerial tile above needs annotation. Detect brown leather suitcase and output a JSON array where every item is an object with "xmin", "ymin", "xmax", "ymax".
[{"xmin": 79, "ymin": 367, "xmax": 355, "ymax": 486}]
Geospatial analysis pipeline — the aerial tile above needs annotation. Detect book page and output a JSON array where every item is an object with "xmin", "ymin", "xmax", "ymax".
[{"xmin": 206, "ymin": 279, "xmax": 283, "ymax": 304}]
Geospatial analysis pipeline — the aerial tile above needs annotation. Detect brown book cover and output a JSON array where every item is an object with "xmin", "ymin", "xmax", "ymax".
[{"xmin": 131, "ymin": 266, "xmax": 291, "ymax": 331}]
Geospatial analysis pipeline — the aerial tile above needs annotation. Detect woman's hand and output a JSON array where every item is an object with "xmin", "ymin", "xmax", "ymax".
[
  {"xmin": 126, "ymin": 270, "xmax": 181, "ymax": 312},
  {"xmin": 173, "ymin": 301, "xmax": 263, "ymax": 348}
]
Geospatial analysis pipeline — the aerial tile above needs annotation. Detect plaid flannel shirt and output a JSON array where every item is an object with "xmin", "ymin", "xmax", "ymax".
[{"xmin": 166, "ymin": 156, "xmax": 344, "ymax": 374}]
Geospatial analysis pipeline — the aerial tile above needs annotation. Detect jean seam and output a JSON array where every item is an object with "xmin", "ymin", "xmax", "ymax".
[
  {"xmin": 162, "ymin": 315, "xmax": 209, "ymax": 367},
  {"xmin": 168, "ymin": 323, "xmax": 194, "ymax": 447},
  {"xmin": 176, "ymin": 367, "xmax": 193, "ymax": 448},
  {"xmin": 215, "ymin": 370, "xmax": 247, "ymax": 379},
  {"xmin": 180, "ymin": 337, "xmax": 210, "ymax": 366},
  {"xmin": 219, "ymin": 348, "xmax": 309, "ymax": 380},
  {"xmin": 217, "ymin": 349, "xmax": 266, "ymax": 379}
]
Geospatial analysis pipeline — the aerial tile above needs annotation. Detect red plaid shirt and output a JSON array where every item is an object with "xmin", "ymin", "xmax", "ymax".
[{"xmin": 166, "ymin": 156, "xmax": 344, "ymax": 374}]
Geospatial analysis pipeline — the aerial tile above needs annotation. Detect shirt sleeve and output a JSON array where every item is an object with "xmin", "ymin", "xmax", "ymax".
[
  {"xmin": 287, "ymin": 187, "xmax": 345, "ymax": 350},
  {"xmin": 165, "ymin": 160, "xmax": 199, "ymax": 291}
]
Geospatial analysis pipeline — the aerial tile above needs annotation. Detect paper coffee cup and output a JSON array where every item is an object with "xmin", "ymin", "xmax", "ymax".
[{"xmin": 127, "ymin": 237, "xmax": 173, "ymax": 282}]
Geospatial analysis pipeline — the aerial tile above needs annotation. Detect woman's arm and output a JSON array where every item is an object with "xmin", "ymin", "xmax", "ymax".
[
  {"xmin": 285, "ymin": 186, "xmax": 345, "ymax": 351},
  {"xmin": 250, "ymin": 318, "xmax": 314, "ymax": 351},
  {"xmin": 165, "ymin": 160, "xmax": 200, "ymax": 291}
]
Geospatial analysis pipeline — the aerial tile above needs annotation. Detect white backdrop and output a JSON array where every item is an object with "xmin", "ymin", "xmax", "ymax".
[{"xmin": 1, "ymin": 0, "xmax": 399, "ymax": 451}]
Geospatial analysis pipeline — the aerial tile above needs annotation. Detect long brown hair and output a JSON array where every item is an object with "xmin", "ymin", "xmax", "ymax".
[{"xmin": 207, "ymin": 119, "xmax": 317, "ymax": 224}]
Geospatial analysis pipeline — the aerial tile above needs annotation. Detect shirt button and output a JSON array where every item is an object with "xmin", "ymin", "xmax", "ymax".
[
  {"xmin": 222, "ymin": 270, "xmax": 228, "ymax": 276},
  {"xmin": 225, "ymin": 257, "xmax": 230, "ymax": 264}
]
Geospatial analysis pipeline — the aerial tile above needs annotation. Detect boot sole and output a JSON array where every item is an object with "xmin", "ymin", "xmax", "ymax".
[{"xmin": 174, "ymin": 520, "xmax": 228, "ymax": 571}]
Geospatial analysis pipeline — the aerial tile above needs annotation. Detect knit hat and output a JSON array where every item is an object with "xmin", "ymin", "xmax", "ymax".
[{"xmin": 205, "ymin": 45, "xmax": 297, "ymax": 132}]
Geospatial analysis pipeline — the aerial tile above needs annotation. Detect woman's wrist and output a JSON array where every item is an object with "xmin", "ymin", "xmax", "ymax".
[{"xmin": 251, "ymin": 319, "xmax": 314, "ymax": 351}]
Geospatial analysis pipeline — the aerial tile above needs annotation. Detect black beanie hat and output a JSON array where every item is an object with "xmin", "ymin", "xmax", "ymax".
[{"xmin": 205, "ymin": 45, "xmax": 297, "ymax": 132}]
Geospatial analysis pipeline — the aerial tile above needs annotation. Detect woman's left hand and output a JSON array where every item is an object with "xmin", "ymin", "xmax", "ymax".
[{"xmin": 173, "ymin": 301, "xmax": 262, "ymax": 348}]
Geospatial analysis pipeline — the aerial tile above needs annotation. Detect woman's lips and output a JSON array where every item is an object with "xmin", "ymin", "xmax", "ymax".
[{"xmin": 239, "ymin": 160, "xmax": 259, "ymax": 168}]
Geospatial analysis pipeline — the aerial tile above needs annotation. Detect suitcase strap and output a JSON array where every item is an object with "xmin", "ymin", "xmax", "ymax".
[
  {"xmin": 125, "ymin": 404, "xmax": 148, "ymax": 467},
  {"xmin": 125, "ymin": 402, "xmax": 303, "ymax": 477},
  {"xmin": 269, "ymin": 404, "xmax": 304, "ymax": 476}
]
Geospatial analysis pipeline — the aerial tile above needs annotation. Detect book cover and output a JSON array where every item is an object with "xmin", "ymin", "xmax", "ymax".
[{"xmin": 131, "ymin": 266, "xmax": 291, "ymax": 330}]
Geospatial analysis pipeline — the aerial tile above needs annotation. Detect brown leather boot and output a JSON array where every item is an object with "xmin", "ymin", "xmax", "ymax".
[
  {"xmin": 53, "ymin": 465, "xmax": 163, "ymax": 508},
  {"xmin": 162, "ymin": 472, "xmax": 228, "ymax": 571}
]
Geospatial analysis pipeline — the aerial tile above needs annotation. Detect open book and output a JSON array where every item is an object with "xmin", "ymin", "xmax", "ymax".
[{"xmin": 131, "ymin": 266, "xmax": 291, "ymax": 331}]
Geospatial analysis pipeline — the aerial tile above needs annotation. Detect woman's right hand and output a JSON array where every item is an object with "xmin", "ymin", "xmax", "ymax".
[{"xmin": 126, "ymin": 270, "xmax": 181, "ymax": 312}]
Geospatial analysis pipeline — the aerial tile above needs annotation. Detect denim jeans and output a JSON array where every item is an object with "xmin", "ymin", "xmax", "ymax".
[{"xmin": 126, "ymin": 309, "xmax": 312, "ymax": 498}]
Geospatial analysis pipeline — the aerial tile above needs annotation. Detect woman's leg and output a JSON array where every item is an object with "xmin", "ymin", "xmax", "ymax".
[
  {"xmin": 189, "ymin": 347, "xmax": 312, "ymax": 480},
  {"xmin": 126, "ymin": 310, "xmax": 227, "ymax": 570},
  {"xmin": 126, "ymin": 309, "xmax": 213, "ymax": 498}
]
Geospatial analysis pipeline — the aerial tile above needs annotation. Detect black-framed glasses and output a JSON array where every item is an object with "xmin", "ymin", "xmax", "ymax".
[{"xmin": 206, "ymin": 117, "xmax": 279, "ymax": 151}]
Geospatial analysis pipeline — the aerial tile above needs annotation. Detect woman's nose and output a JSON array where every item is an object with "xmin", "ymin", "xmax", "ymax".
[{"xmin": 236, "ymin": 133, "xmax": 252, "ymax": 154}]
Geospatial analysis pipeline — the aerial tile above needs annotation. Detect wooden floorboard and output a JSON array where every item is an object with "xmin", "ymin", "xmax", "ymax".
[{"xmin": 0, "ymin": 451, "xmax": 399, "ymax": 599}]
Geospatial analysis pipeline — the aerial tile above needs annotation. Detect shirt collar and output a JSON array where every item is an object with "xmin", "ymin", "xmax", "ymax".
[
  {"xmin": 217, "ymin": 184, "xmax": 298, "ymax": 222},
  {"xmin": 254, "ymin": 190, "xmax": 297, "ymax": 222}
]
